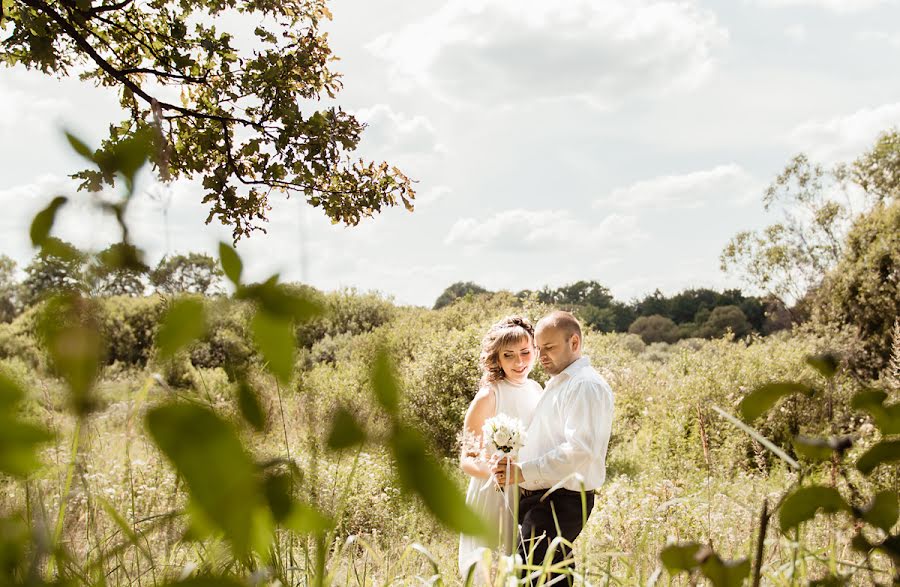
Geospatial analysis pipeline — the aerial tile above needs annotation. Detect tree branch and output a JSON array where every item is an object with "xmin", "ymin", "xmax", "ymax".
[{"xmin": 23, "ymin": 0, "xmax": 265, "ymax": 130}]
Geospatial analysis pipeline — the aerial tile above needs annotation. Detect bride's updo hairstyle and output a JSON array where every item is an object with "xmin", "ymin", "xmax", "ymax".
[{"xmin": 478, "ymin": 315, "xmax": 535, "ymax": 387}]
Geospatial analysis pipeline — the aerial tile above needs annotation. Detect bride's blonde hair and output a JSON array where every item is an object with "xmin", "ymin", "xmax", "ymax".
[{"xmin": 478, "ymin": 315, "xmax": 535, "ymax": 387}]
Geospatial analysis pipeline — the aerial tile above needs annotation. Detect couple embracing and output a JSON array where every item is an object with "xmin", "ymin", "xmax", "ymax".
[{"xmin": 458, "ymin": 311, "xmax": 614, "ymax": 584}]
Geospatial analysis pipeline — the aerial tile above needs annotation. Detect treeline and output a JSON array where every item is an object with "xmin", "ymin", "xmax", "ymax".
[
  {"xmin": 433, "ymin": 280, "xmax": 792, "ymax": 343},
  {"xmin": 0, "ymin": 238, "xmax": 224, "ymax": 322}
]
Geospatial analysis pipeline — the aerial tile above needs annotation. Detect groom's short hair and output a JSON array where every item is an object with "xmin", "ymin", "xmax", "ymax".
[{"xmin": 537, "ymin": 311, "xmax": 582, "ymax": 341}]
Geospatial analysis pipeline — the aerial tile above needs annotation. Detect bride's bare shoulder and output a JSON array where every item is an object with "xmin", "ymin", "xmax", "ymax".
[{"xmin": 465, "ymin": 384, "xmax": 497, "ymax": 420}]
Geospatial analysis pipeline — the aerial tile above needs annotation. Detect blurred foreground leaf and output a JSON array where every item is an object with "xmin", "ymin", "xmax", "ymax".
[
  {"xmin": 327, "ymin": 407, "xmax": 366, "ymax": 449},
  {"xmin": 0, "ymin": 374, "xmax": 54, "ymax": 477},
  {"xmin": 251, "ymin": 310, "xmax": 295, "ymax": 384},
  {"xmin": 156, "ymin": 298, "xmax": 206, "ymax": 361},
  {"xmin": 390, "ymin": 425, "xmax": 488, "ymax": 538},
  {"xmin": 806, "ymin": 353, "xmax": 839, "ymax": 379},
  {"xmin": 372, "ymin": 349, "xmax": 399, "ymax": 415},
  {"xmin": 660, "ymin": 542, "xmax": 703, "ymax": 571},
  {"xmin": 792, "ymin": 435, "xmax": 852, "ymax": 462},
  {"xmin": 237, "ymin": 379, "xmax": 266, "ymax": 432},
  {"xmin": 860, "ymin": 490, "xmax": 899, "ymax": 533},
  {"xmin": 219, "ymin": 242, "xmax": 243, "ymax": 286},
  {"xmin": 145, "ymin": 403, "xmax": 270, "ymax": 556},
  {"xmin": 856, "ymin": 440, "xmax": 900, "ymax": 475},
  {"xmin": 30, "ymin": 196, "xmax": 67, "ymax": 248},
  {"xmin": 779, "ymin": 486, "xmax": 849, "ymax": 532},
  {"xmin": 699, "ymin": 553, "xmax": 750, "ymax": 587},
  {"xmin": 36, "ymin": 294, "xmax": 102, "ymax": 414},
  {"xmin": 852, "ymin": 389, "xmax": 900, "ymax": 435},
  {"xmin": 739, "ymin": 382, "xmax": 814, "ymax": 422}
]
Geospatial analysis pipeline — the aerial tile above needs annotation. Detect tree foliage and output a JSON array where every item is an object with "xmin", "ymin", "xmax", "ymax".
[
  {"xmin": 150, "ymin": 252, "xmax": 222, "ymax": 295},
  {"xmin": 20, "ymin": 237, "xmax": 86, "ymax": 305},
  {"xmin": 0, "ymin": 255, "xmax": 19, "ymax": 323},
  {"xmin": 1, "ymin": 0, "xmax": 415, "ymax": 239},
  {"xmin": 815, "ymin": 199, "xmax": 900, "ymax": 376},
  {"xmin": 628, "ymin": 314, "xmax": 680, "ymax": 344},
  {"xmin": 432, "ymin": 281, "xmax": 489, "ymax": 310},
  {"xmin": 88, "ymin": 242, "xmax": 148, "ymax": 296},
  {"xmin": 721, "ymin": 129, "xmax": 898, "ymax": 303}
]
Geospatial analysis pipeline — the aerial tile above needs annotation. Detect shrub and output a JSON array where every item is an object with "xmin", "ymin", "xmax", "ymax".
[
  {"xmin": 629, "ymin": 314, "xmax": 680, "ymax": 344},
  {"xmin": 98, "ymin": 296, "xmax": 163, "ymax": 366}
]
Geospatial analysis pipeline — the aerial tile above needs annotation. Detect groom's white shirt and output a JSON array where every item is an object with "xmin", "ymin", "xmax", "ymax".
[{"xmin": 518, "ymin": 356, "xmax": 614, "ymax": 492}]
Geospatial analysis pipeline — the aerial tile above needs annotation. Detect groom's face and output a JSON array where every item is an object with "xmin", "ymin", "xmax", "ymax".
[{"xmin": 535, "ymin": 326, "xmax": 578, "ymax": 376}]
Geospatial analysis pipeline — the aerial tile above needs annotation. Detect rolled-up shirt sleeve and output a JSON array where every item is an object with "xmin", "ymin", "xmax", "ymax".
[{"xmin": 519, "ymin": 379, "xmax": 614, "ymax": 489}]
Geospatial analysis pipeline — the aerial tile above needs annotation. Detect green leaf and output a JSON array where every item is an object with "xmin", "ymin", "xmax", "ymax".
[
  {"xmin": 861, "ymin": 490, "xmax": 899, "ymax": 532},
  {"xmin": 65, "ymin": 131, "xmax": 94, "ymax": 162},
  {"xmin": 113, "ymin": 128, "xmax": 152, "ymax": 190},
  {"xmin": 372, "ymin": 348, "xmax": 399, "ymax": 415},
  {"xmin": 779, "ymin": 485, "xmax": 849, "ymax": 533},
  {"xmin": 739, "ymin": 382, "xmax": 814, "ymax": 422},
  {"xmin": 263, "ymin": 472, "xmax": 293, "ymax": 522},
  {"xmin": 36, "ymin": 294, "xmax": 102, "ymax": 414},
  {"xmin": 792, "ymin": 435, "xmax": 852, "ymax": 462},
  {"xmin": 0, "ymin": 418, "xmax": 55, "ymax": 477},
  {"xmin": 806, "ymin": 353, "xmax": 839, "ymax": 379},
  {"xmin": 856, "ymin": 440, "xmax": 900, "ymax": 475},
  {"xmin": 237, "ymin": 379, "xmax": 266, "ymax": 432},
  {"xmin": 660, "ymin": 542, "xmax": 702, "ymax": 572},
  {"xmin": 852, "ymin": 388, "xmax": 888, "ymax": 410},
  {"xmin": 327, "ymin": 407, "xmax": 366, "ymax": 449},
  {"xmin": 284, "ymin": 500, "xmax": 334, "ymax": 534},
  {"xmin": 30, "ymin": 196, "xmax": 67, "ymax": 248},
  {"xmin": 251, "ymin": 309, "xmax": 295, "ymax": 384},
  {"xmin": 145, "ymin": 403, "xmax": 269, "ymax": 556},
  {"xmin": 852, "ymin": 389, "xmax": 900, "ymax": 435},
  {"xmin": 0, "ymin": 372, "xmax": 26, "ymax": 408},
  {"xmin": 699, "ymin": 554, "xmax": 751, "ymax": 587},
  {"xmin": 218, "ymin": 242, "xmax": 243, "ymax": 286},
  {"xmin": 156, "ymin": 298, "xmax": 206, "ymax": 360},
  {"xmin": 390, "ymin": 425, "xmax": 488, "ymax": 538},
  {"xmin": 237, "ymin": 276, "xmax": 321, "ymax": 322}
]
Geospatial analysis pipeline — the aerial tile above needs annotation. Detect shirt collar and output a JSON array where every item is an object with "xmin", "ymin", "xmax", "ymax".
[{"xmin": 548, "ymin": 356, "xmax": 590, "ymax": 386}]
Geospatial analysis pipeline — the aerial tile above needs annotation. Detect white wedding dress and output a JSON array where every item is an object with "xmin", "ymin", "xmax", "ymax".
[{"xmin": 458, "ymin": 377, "xmax": 543, "ymax": 580}]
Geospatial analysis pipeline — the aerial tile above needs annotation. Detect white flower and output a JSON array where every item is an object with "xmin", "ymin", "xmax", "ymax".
[{"xmin": 481, "ymin": 414, "xmax": 526, "ymax": 457}]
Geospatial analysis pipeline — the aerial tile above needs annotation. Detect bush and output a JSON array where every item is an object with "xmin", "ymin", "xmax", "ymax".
[
  {"xmin": 403, "ymin": 324, "xmax": 483, "ymax": 455},
  {"xmin": 295, "ymin": 288, "xmax": 396, "ymax": 350},
  {"xmin": 98, "ymin": 296, "xmax": 163, "ymax": 366},
  {"xmin": 697, "ymin": 305, "xmax": 752, "ymax": 339},
  {"xmin": 629, "ymin": 314, "xmax": 680, "ymax": 344},
  {"xmin": 189, "ymin": 298, "xmax": 254, "ymax": 374}
]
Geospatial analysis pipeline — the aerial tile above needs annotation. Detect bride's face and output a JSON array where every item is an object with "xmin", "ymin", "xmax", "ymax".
[{"xmin": 499, "ymin": 336, "xmax": 535, "ymax": 384}]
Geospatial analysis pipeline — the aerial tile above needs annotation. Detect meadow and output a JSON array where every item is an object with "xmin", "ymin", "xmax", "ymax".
[{"xmin": 1, "ymin": 289, "xmax": 897, "ymax": 586}]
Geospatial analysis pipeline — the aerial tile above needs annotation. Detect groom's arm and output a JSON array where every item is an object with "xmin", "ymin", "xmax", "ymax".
[{"xmin": 518, "ymin": 380, "xmax": 613, "ymax": 488}]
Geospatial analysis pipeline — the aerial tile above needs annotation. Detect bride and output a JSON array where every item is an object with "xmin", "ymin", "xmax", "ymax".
[{"xmin": 458, "ymin": 315, "xmax": 543, "ymax": 580}]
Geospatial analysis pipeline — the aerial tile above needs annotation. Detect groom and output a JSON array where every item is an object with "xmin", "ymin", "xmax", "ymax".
[{"xmin": 492, "ymin": 311, "xmax": 614, "ymax": 584}]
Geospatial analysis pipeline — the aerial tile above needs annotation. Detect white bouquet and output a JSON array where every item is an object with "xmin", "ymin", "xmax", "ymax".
[{"xmin": 482, "ymin": 414, "xmax": 526, "ymax": 460}]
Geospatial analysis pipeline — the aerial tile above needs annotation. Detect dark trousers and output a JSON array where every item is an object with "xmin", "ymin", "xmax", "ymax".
[{"xmin": 517, "ymin": 488, "xmax": 594, "ymax": 585}]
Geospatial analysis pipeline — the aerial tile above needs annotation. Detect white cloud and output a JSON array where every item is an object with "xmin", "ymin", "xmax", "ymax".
[
  {"xmin": 354, "ymin": 104, "xmax": 444, "ymax": 154},
  {"xmin": 368, "ymin": 0, "xmax": 727, "ymax": 108},
  {"xmin": 416, "ymin": 185, "xmax": 452, "ymax": 207},
  {"xmin": 757, "ymin": 0, "xmax": 889, "ymax": 12},
  {"xmin": 787, "ymin": 102, "xmax": 900, "ymax": 162},
  {"xmin": 856, "ymin": 30, "xmax": 900, "ymax": 48},
  {"xmin": 596, "ymin": 164, "xmax": 761, "ymax": 210},
  {"xmin": 784, "ymin": 24, "xmax": 808, "ymax": 43},
  {"xmin": 0, "ymin": 88, "xmax": 69, "ymax": 128},
  {"xmin": 444, "ymin": 209, "xmax": 644, "ymax": 250}
]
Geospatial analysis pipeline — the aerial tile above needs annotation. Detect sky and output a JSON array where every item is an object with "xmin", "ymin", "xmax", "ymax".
[{"xmin": 1, "ymin": 0, "xmax": 900, "ymax": 307}]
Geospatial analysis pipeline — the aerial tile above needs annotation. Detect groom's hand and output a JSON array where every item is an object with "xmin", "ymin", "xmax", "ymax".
[{"xmin": 492, "ymin": 457, "xmax": 525, "ymax": 485}]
